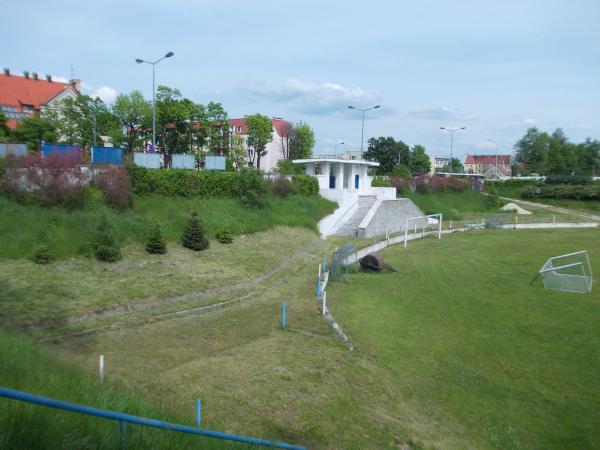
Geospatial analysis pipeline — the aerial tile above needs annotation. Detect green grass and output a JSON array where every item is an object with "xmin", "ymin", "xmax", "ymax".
[
  {"xmin": 0, "ymin": 329, "xmax": 249, "ymax": 449},
  {"xmin": 405, "ymin": 190, "xmax": 505, "ymax": 220},
  {"xmin": 0, "ymin": 194, "xmax": 335, "ymax": 260},
  {"xmin": 327, "ymin": 228, "xmax": 600, "ymax": 449}
]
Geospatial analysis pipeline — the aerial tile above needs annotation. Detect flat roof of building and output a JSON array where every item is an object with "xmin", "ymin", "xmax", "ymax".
[{"xmin": 292, "ymin": 158, "xmax": 379, "ymax": 167}]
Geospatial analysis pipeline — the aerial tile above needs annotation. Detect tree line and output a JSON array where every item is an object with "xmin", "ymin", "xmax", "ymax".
[
  {"xmin": 0, "ymin": 87, "xmax": 315, "ymax": 170},
  {"xmin": 363, "ymin": 136, "xmax": 431, "ymax": 176},
  {"xmin": 514, "ymin": 127, "xmax": 599, "ymax": 176}
]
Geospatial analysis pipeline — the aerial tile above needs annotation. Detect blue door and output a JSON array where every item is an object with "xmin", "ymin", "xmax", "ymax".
[
  {"xmin": 329, "ymin": 175, "xmax": 336, "ymax": 188},
  {"xmin": 354, "ymin": 174, "xmax": 359, "ymax": 189}
]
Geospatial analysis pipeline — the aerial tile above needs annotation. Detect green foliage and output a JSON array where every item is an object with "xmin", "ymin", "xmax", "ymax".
[
  {"xmin": 32, "ymin": 244, "xmax": 53, "ymax": 264},
  {"xmin": 371, "ymin": 176, "xmax": 391, "ymax": 187},
  {"xmin": 112, "ymin": 91, "xmax": 152, "ymax": 153},
  {"xmin": 228, "ymin": 134, "xmax": 247, "ymax": 171},
  {"xmin": 181, "ymin": 212, "xmax": 209, "ymax": 251},
  {"xmin": 288, "ymin": 122, "xmax": 315, "ymax": 160},
  {"xmin": 272, "ymin": 176, "xmax": 292, "ymax": 197},
  {"xmin": 363, "ymin": 136, "xmax": 410, "ymax": 175},
  {"xmin": 291, "ymin": 174, "xmax": 319, "ymax": 195},
  {"xmin": 485, "ymin": 190, "xmax": 501, "ymax": 209},
  {"xmin": 10, "ymin": 115, "xmax": 58, "ymax": 152},
  {"xmin": 145, "ymin": 222, "xmax": 167, "ymax": 254},
  {"xmin": 391, "ymin": 164, "xmax": 411, "ymax": 178},
  {"xmin": 438, "ymin": 157, "xmax": 463, "ymax": 173},
  {"xmin": 0, "ymin": 110, "xmax": 10, "ymax": 140},
  {"xmin": 127, "ymin": 166, "xmax": 238, "ymax": 197},
  {"xmin": 231, "ymin": 168, "xmax": 269, "ymax": 206},
  {"xmin": 215, "ymin": 229, "xmax": 233, "ymax": 244},
  {"xmin": 544, "ymin": 175, "xmax": 591, "ymax": 185},
  {"xmin": 245, "ymin": 113, "xmax": 273, "ymax": 170},
  {"xmin": 522, "ymin": 184, "xmax": 600, "ymax": 200},
  {"xmin": 93, "ymin": 214, "xmax": 122, "ymax": 262},
  {"xmin": 408, "ymin": 145, "xmax": 431, "ymax": 176},
  {"xmin": 274, "ymin": 159, "xmax": 303, "ymax": 175}
]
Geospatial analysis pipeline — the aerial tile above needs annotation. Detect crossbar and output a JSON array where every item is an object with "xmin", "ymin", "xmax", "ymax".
[
  {"xmin": 539, "ymin": 261, "xmax": 583, "ymax": 274},
  {"xmin": 0, "ymin": 387, "xmax": 306, "ymax": 450},
  {"xmin": 547, "ymin": 250, "xmax": 588, "ymax": 261}
]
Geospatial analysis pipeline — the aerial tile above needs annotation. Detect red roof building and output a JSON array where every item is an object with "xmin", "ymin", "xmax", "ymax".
[
  {"xmin": 0, "ymin": 69, "xmax": 80, "ymax": 128},
  {"xmin": 464, "ymin": 154, "xmax": 512, "ymax": 179}
]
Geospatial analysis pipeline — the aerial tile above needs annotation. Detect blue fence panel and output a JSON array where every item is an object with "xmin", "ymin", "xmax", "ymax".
[
  {"xmin": 92, "ymin": 147, "xmax": 124, "ymax": 165},
  {"xmin": 0, "ymin": 142, "xmax": 28, "ymax": 158},
  {"xmin": 205, "ymin": 156, "xmax": 226, "ymax": 171},
  {"xmin": 172, "ymin": 154, "xmax": 196, "ymax": 169},
  {"xmin": 134, "ymin": 152, "xmax": 161, "ymax": 169},
  {"xmin": 41, "ymin": 142, "xmax": 81, "ymax": 159}
]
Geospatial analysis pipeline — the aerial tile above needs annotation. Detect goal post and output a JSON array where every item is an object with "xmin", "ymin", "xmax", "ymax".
[
  {"xmin": 537, "ymin": 250, "xmax": 593, "ymax": 293},
  {"xmin": 404, "ymin": 213, "xmax": 443, "ymax": 248}
]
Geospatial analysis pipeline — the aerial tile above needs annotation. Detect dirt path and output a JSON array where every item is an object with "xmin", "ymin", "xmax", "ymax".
[{"xmin": 498, "ymin": 196, "xmax": 600, "ymax": 221}]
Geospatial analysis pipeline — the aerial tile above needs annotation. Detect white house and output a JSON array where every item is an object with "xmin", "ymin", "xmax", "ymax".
[{"xmin": 229, "ymin": 117, "xmax": 289, "ymax": 173}]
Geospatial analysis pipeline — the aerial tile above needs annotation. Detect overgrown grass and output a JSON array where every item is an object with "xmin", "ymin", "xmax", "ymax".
[
  {"xmin": 327, "ymin": 228, "xmax": 600, "ymax": 449},
  {"xmin": 0, "ymin": 329, "xmax": 248, "ymax": 449},
  {"xmin": 0, "ymin": 194, "xmax": 335, "ymax": 260},
  {"xmin": 405, "ymin": 190, "xmax": 506, "ymax": 220}
]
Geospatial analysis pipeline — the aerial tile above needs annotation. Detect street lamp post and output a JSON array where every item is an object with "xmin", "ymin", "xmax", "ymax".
[
  {"xmin": 440, "ymin": 126, "xmax": 466, "ymax": 174},
  {"xmin": 135, "ymin": 51, "xmax": 174, "ymax": 152},
  {"xmin": 334, "ymin": 141, "xmax": 344, "ymax": 158},
  {"xmin": 348, "ymin": 105, "xmax": 380, "ymax": 159}
]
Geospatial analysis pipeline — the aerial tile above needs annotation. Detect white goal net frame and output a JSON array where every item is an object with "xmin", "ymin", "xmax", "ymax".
[
  {"xmin": 538, "ymin": 250, "xmax": 593, "ymax": 294},
  {"xmin": 404, "ymin": 213, "xmax": 443, "ymax": 248}
]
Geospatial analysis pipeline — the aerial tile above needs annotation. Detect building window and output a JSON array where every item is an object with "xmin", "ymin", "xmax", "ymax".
[{"xmin": 22, "ymin": 104, "xmax": 34, "ymax": 113}]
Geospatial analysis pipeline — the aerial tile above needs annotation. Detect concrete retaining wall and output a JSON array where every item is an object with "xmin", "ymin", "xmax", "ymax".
[{"xmin": 358, "ymin": 198, "xmax": 427, "ymax": 238}]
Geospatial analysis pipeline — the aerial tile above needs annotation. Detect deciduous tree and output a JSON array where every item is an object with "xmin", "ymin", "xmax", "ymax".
[{"xmin": 245, "ymin": 113, "xmax": 272, "ymax": 170}]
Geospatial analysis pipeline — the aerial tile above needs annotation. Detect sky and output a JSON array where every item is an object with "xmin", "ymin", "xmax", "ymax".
[{"xmin": 3, "ymin": 0, "xmax": 600, "ymax": 159}]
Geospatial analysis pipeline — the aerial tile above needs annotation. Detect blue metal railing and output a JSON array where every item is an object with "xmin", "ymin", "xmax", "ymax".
[{"xmin": 0, "ymin": 387, "xmax": 306, "ymax": 450}]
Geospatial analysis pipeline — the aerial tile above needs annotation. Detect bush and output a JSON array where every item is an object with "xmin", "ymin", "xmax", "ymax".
[
  {"xmin": 231, "ymin": 169, "xmax": 269, "ymax": 207},
  {"xmin": 391, "ymin": 164, "xmax": 411, "ymax": 178},
  {"xmin": 371, "ymin": 177, "xmax": 390, "ymax": 187},
  {"xmin": 2, "ymin": 153, "xmax": 86, "ymax": 208},
  {"xmin": 32, "ymin": 245, "xmax": 52, "ymax": 264},
  {"xmin": 93, "ymin": 166, "xmax": 133, "ymax": 210},
  {"xmin": 274, "ymin": 159, "xmax": 303, "ymax": 175},
  {"xmin": 272, "ymin": 176, "xmax": 293, "ymax": 197},
  {"xmin": 291, "ymin": 174, "xmax": 319, "ymax": 195},
  {"xmin": 181, "ymin": 212, "xmax": 209, "ymax": 251},
  {"xmin": 544, "ymin": 175, "xmax": 591, "ymax": 185},
  {"xmin": 215, "ymin": 229, "xmax": 233, "ymax": 244},
  {"xmin": 485, "ymin": 190, "xmax": 501, "ymax": 209},
  {"xmin": 145, "ymin": 222, "xmax": 166, "ymax": 254},
  {"xmin": 127, "ymin": 166, "xmax": 238, "ymax": 197},
  {"xmin": 522, "ymin": 184, "xmax": 600, "ymax": 200},
  {"xmin": 93, "ymin": 214, "xmax": 122, "ymax": 262}
]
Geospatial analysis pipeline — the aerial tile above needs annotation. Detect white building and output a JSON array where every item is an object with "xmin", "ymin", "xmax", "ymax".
[
  {"xmin": 293, "ymin": 158, "xmax": 426, "ymax": 239},
  {"xmin": 229, "ymin": 117, "xmax": 289, "ymax": 173},
  {"xmin": 429, "ymin": 156, "xmax": 450, "ymax": 174}
]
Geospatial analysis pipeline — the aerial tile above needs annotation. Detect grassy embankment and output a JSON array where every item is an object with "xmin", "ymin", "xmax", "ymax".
[
  {"xmin": 327, "ymin": 228, "xmax": 600, "ymax": 449},
  {"xmin": 0, "ymin": 194, "xmax": 335, "ymax": 260}
]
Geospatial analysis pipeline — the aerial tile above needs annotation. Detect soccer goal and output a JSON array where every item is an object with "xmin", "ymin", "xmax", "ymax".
[
  {"xmin": 537, "ymin": 251, "xmax": 593, "ymax": 294},
  {"xmin": 403, "ymin": 214, "xmax": 442, "ymax": 248}
]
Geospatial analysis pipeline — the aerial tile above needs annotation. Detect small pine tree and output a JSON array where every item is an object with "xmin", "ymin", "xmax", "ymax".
[
  {"xmin": 145, "ymin": 222, "xmax": 167, "ymax": 254},
  {"xmin": 94, "ymin": 215, "xmax": 122, "ymax": 262},
  {"xmin": 216, "ymin": 229, "xmax": 233, "ymax": 244},
  {"xmin": 33, "ymin": 245, "xmax": 53, "ymax": 264},
  {"xmin": 181, "ymin": 212, "xmax": 209, "ymax": 251}
]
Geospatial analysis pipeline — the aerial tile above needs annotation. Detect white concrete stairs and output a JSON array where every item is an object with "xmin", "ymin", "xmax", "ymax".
[{"xmin": 335, "ymin": 195, "xmax": 377, "ymax": 237}]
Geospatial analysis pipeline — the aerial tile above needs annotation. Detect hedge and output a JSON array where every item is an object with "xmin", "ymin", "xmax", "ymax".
[
  {"xmin": 127, "ymin": 166, "xmax": 238, "ymax": 197},
  {"xmin": 521, "ymin": 184, "xmax": 600, "ymax": 200},
  {"xmin": 291, "ymin": 174, "xmax": 319, "ymax": 195}
]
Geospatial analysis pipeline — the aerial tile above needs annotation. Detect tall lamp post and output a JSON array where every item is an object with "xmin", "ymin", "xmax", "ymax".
[
  {"xmin": 135, "ymin": 51, "xmax": 174, "ymax": 152},
  {"xmin": 334, "ymin": 141, "xmax": 344, "ymax": 158},
  {"xmin": 348, "ymin": 105, "xmax": 380, "ymax": 158},
  {"xmin": 440, "ymin": 126, "xmax": 466, "ymax": 173}
]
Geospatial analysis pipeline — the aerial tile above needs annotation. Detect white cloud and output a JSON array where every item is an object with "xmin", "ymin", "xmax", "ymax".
[
  {"xmin": 523, "ymin": 117, "xmax": 537, "ymax": 125},
  {"xmin": 477, "ymin": 140, "xmax": 498, "ymax": 149},
  {"xmin": 234, "ymin": 78, "xmax": 386, "ymax": 116},
  {"xmin": 91, "ymin": 86, "xmax": 117, "ymax": 104},
  {"xmin": 406, "ymin": 106, "xmax": 476, "ymax": 121}
]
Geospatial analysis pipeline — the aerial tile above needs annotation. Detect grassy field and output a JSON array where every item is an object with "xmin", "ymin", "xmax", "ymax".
[
  {"xmin": 405, "ymin": 190, "xmax": 506, "ymax": 220},
  {"xmin": 0, "ymin": 194, "xmax": 335, "ymax": 260},
  {"xmin": 327, "ymin": 228, "xmax": 600, "ymax": 449},
  {"xmin": 2, "ymin": 202, "xmax": 599, "ymax": 448}
]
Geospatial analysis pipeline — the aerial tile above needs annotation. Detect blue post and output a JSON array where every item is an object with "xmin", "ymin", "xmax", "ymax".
[
  {"xmin": 316, "ymin": 276, "xmax": 321, "ymax": 297},
  {"xmin": 282, "ymin": 302, "xmax": 287, "ymax": 329},
  {"xmin": 196, "ymin": 399, "xmax": 202, "ymax": 429},
  {"xmin": 322, "ymin": 255, "xmax": 327, "ymax": 273}
]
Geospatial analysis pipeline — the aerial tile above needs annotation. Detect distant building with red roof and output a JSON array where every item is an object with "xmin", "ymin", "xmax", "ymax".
[
  {"xmin": 0, "ymin": 68, "xmax": 80, "ymax": 128},
  {"xmin": 229, "ymin": 117, "xmax": 291, "ymax": 172},
  {"xmin": 464, "ymin": 154, "xmax": 512, "ymax": 179}
]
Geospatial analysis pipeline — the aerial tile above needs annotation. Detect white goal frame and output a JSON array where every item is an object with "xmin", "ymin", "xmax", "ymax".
[
  {"xmin": 538, "ymin": 250, "xmax": 593, "ymax": 294},
  {"xmin": 404, "ymin": 213, "xmax": 443, "ymax": 248}
]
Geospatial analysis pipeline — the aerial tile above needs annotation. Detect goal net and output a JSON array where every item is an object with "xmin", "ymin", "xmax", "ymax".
[{"xmin": 538, "ymin": 251, "xmax": 593, "ymax": 294}]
